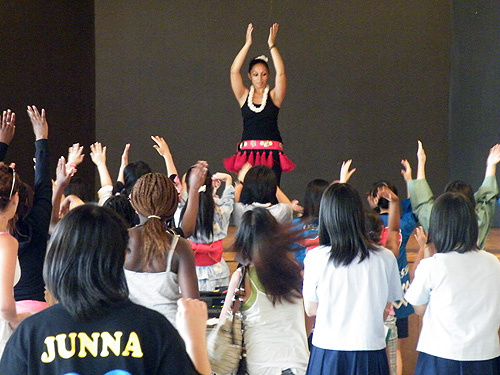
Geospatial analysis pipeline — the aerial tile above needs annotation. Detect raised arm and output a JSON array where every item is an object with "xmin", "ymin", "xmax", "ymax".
[
  {"xmin": 50, "ymin": 157, "xmax": 74, "ymax": 233},
  {"xmin": 151, "ymin": 136, "xmax": 178, "ymax": 178},
  {"xmin": 234, "ymin": 162, "xmax": 252, "ymax": 202},
  {"xmin": 410, "ymin": 226, "xmax": 435, "ymax": 282},
  {"xmin": 400, "ymin": 159, "xmax": 413, "ymax": 198},
  {"xmin": 117, "ymin": 143, "xmax": 130, "ymax": 184},
  {"xmin": 268, "ymin": 23, "xmax": 286, "ymax": 107},
  {"xmin": 66, "ymin": 143, "xmax": 84, "ymax": 174},
  {"xmin": 0, "ymin": 110, "xmax": 16, "ymax": 161},
  {"xmin": 475, "ymin": 144, "xmax": 500, "ymax": 248},
  {"xmin": 339, "ymin": 159, "xmax": 356, "ymax": 183},
  {"xmin": 179, "ymin": 161, "xmax": 208, "ymax": 238},
  {"xmin": 90, "ymin": 142, "xmax": 112, "ymax": 188},
  {"xmin": 416, "ymin": 140, "xmax": 426, "ymax": 180},
  {"xmin": 377, "ymin": 186, "xmax": 401, "ymax": 257},
  {"xmin": 485, "ymin": 143, "xmax": 500, "ymax": 178},
  {"xmin": 407, "ymin": 141, "xmax": 434, "ymax": 231},
  {"xmin": 25, "ymin": 106, "xmax": 52, "ymax": 229},
  {"xmin": 230, "ymin": 23, "xmax": 252, "ymax": 106},
  {"xmin": 90, "ymin": 142, "xmax": 113, "ymax": 206}
]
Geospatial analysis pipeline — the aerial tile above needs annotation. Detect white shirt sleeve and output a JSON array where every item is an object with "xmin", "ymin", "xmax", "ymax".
[
  {"xmin": 405, "ymin": 257, "xmax": 432, "ymax": 306},
  {"xmin": 303, "ymin": 248, "xmax": 323, "ymax": 303}
]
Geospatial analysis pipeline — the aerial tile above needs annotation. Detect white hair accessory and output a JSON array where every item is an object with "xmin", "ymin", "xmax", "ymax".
[
  {"xmin": 147, "ymin": 215, "xmax": 161, "ymax": 220},
  {"xmin": 198, "ymin": 185, "xmax": 207, "ymax": 193},
  {"xmin": 255, "ymin": 55, "xmax": 269, "ymax": 63}
]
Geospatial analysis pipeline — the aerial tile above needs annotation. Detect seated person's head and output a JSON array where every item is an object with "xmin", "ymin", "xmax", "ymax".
[
  {"xmin": 302, "ymin": 179, "xmax": 329, "ymax": 219},
  {"xmin": 365, "ymin": 210, "xmax": 384, "ymax": 244},
  {"xmin": 44, "ymin": 205, "xmax": 129, "ymax": 322},
  {"xmin": 124, "ymin": 161, "xmax": 152, "ymax": 194},
  {"xmin": 103, "ymin": 195, "xmax": 136, "ymax": 228},
  {"xmin": 444, "ymin": 180, "xmax": 475, "ymax": 206},
  {"xmin": 64, "ymin": 176, "xmax": 93, "ymax": 203},
  {"xmin": 240, "ymin": 165, "xmax": 278, "ymax": 205}
]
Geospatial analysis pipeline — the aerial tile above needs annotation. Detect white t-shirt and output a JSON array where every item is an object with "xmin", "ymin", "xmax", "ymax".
[
  {"xmin": 232, "ymin": 202, "xmax": 292, "ymax": 226},
  {"xmin": 303, "ymin": 245, "xmax": 402, "ymax": 351},
  {"xmin": 405, "ymin": 250, "xmax": 500, "ymax": 361}
]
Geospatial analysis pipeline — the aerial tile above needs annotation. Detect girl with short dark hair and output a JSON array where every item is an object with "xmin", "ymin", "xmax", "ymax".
[{"xmin": 405, "ymin": 192, "xmax": 500, "ymax": 374}]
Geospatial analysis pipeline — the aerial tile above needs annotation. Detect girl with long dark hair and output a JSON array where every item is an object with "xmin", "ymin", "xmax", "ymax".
[
  {"xmin": 303, "ymin": 183, "xmax": 401, "ymax": 375},
  {"xmin": 220, "ymin": 207, "xmax": 309, "ymax": 374},
  {"xmin": 181, "ymin": 167, "xmax": 234, "ymax": 292}
]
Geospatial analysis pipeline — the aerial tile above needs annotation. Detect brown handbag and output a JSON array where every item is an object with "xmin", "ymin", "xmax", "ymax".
[{"xmin": 207, "ymin": 266, "xmax": 247, "ymax": 374}]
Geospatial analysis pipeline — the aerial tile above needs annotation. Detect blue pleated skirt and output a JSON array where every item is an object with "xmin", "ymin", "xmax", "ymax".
[
  {"xmin": 415, "ymin": 352, "xmax": 500, "ymax": 375},
  {"xmin": 305, "ymin": 346, "xmax": 389, "ymax": 375}
]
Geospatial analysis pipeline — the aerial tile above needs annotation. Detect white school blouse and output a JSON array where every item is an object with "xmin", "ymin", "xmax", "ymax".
[
  {"xmin": 405, "ymin": 250, "xmax": 500, "ymax": 361},
  {"xmin": 303, "ymin": 245, "xmax": 402, "ymax": 351}
]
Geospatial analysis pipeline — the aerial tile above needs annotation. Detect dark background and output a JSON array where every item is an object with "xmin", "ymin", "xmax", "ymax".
[{"xmin": 0, "ymin": 1, "xmax": 498, "ymax": 224}]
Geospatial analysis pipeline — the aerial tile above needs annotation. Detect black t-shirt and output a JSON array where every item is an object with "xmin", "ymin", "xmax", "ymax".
[{"xmin": 0, "ymin": 301, "xmax": 199, "ymax": 375}]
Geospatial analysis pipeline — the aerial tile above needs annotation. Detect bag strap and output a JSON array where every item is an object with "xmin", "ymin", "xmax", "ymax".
[{"xmin": 230, "ymin": 266, "xmax": 247, "ymax": 313}]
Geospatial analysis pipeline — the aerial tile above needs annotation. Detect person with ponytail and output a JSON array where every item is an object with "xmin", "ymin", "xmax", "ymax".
[
  {"xmin": 219, "ymin": 207, "xmax": 309, "ymax": 375},
  {"xmin": 124, "ymin": 173, "xmax": 199, "ymax": 327},
  {"xmin": 180, "ymin": 167, "xmax": 234, "ymax": 292},
  {"xmin": 0, "ymin": 162, "xmax": 31, "ymax": 356}
]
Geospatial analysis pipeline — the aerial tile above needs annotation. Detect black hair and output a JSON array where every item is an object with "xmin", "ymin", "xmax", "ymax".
[
  {"xmin": 124, "ymin": 161, "xmax": 152, "ymax": 194},
  {"xmin": 233, "ymin": 207, "xmax": 302, "ymax": 305},
  {"xmin": 444, "ymin": 180, "xmax": 475, "ymax": 206},
  {"xmin": 302, "ymin": 179, "xmax": 329, "ymax": 220},
  {"xmin": 365, "ymin": 210, "xmax": 384, "ymax": 244},
  {"xmin": 103, "ymin": 195, "xmax": 136, "ymax": 228},
  {"xmin": 44, "ymin": 205, "xmax": 129, "ymax": 322},
  {"xmin": 370, "ymin": 180, "xmax": 398, "ymax": 211},
  {"xmin": 180, "ymin": 166, "xmax": 214, "ymax": 239},
  {"xmin": 64, "ymin": 176, "xmax": 93, "ymax": 202},
  {"xmin": 427, "ymin": 192, "xmax": 478, "ymax": 254},
  {"xmin": 248, "ymin": 56, "xmax": 270, "ymax": 73},
  {"xmin": 319, "ymin": 183, "xmax": 378, "ymax": 266},
  {"xmin": 240, "ymin": 165, "xmax": 278, "ymax": 205}
]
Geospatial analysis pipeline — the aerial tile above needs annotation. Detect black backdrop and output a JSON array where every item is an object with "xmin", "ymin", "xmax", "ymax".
[{"xmin": 1, "ymin": 1, "xmax": 498, "ymax": 224}]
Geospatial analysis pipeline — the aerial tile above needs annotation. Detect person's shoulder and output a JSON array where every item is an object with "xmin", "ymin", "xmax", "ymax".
[
  {"xmin": 374, "ymin": 245, "xmax": 396, "ymax": 258},
  {"xmin": 174, "ymin": 235, "xmax": 194, "ymax": 254},
  {"xmin": 15, "ymin": 304, "xmax": 67, "ymax": 331},
  {"xmin": 305, "ymin": 245, "xmax": 330, "ymax": 261},
  {"xmin": 0, "ymin": 232, "xmax": 17, "ymax": 248},
  {"xmin": 472, "ymin": 250, "xmax": 500, "ymax": 267}
]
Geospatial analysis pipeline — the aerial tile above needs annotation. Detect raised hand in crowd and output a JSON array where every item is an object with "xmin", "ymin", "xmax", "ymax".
[
  {"xmin": 27, "ymin": 106, "xmax": 48, "ymax": 141},
  {"xmin": 117, "ymin": 143, "xmax": 131, "ymax": 184},
  {"xmin": 0, "ymin": 110, "xmax": 16, "ymax": 145}
]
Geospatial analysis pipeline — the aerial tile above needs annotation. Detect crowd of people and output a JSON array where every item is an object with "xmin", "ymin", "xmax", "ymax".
[{"xmin": 0, "ymin": 22, "xmax": 499, "ymax": 375}]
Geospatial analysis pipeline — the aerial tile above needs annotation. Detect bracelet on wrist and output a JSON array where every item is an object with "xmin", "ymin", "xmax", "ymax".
[{"xmin": 269, "ymin": 45, "xmax": 276, "ymax": 51}]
